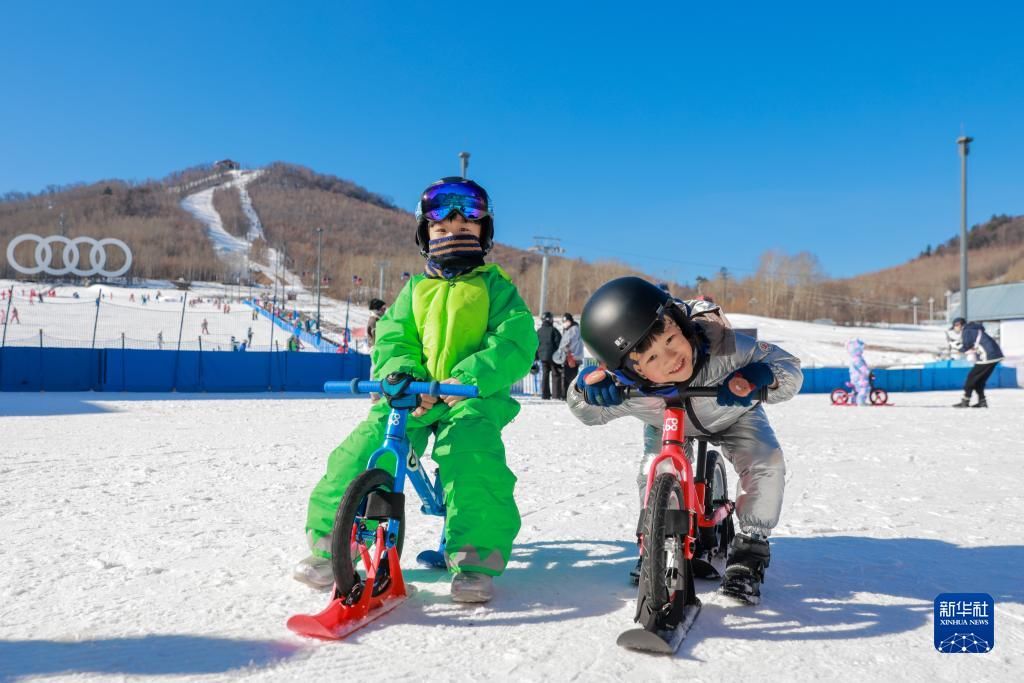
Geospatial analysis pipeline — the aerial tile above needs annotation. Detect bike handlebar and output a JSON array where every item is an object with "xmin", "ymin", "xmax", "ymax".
[
  {"xmin": 621, "ymin": 385, "xmax": 769, "ymax": 402},
  {"xmin": 324, "ymin": 379, "xmax": 480, "ymax": 398}
]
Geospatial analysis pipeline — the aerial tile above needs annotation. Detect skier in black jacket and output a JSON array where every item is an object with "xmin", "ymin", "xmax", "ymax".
[
  {"xmin": 951, "ymin": 317, "xmax": 1004, "ymax": 408},
  {"xmin": 535, "ymin": 312, "xmax": 562, "ymax": 400}
]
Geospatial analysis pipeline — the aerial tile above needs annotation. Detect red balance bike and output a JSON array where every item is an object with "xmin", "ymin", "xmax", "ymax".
[
  {"xmin": 616, "ymin": 385, "xmax": 762, "ymax": 654},
  {"xmin": 830, "ymin": 372, "xmax": 889, "ymax": 406}
]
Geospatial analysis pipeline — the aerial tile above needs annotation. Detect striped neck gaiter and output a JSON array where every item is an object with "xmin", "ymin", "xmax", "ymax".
[{"xmin": 424, "ymin": 234, "xmax": 485, "ymax": 280}]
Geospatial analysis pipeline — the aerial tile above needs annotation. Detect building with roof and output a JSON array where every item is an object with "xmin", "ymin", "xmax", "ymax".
[{"xmin": 949, "ymin": 282, "xmax": 1024, "ymax": 363}]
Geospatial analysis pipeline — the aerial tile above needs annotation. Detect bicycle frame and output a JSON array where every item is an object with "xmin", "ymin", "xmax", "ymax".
[
  {"xmin": 325, "ymin": 378, "xmax": 479, "ymax": 556},
  {"xmin": 641, "ymin": 393, "xmax": 736, "ymax": 562},
  {"xmin": 288, "ymin": 378, "xmax": 481, "ymax": 640},
  {"xmin": 362, "ymin": 401, "xmax": 447, "ymax": 552}
]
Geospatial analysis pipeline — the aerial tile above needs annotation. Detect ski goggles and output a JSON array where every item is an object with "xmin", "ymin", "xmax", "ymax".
[{"xmin": 416, "ymin": 181, "xmax": 493, "ymax": 223}]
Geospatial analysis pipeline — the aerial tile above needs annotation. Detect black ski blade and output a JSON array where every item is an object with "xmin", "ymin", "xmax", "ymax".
[{"xmin": 616, "ymin": 602, "xmax": 700, "ymax": 654}]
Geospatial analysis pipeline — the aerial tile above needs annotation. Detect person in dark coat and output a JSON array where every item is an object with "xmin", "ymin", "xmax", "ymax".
[
  {"xmin": 951, "ymin": 317, "xmax": 1004, "ymax": 408},
  {"xmin": 366, "ymin": 298, "xmax": 387, "ymax": 349},
  {"xmin": 535, "ymin": 311, "xmax": 562, "ymax": 400}
]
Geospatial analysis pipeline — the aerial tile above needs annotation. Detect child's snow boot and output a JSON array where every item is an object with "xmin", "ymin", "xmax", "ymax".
[
  {"xmin": 720, "ymin": 533, "xmax": 770, "ymax": 605},
  {"xmin": 953, "ymin": 396, "xmax": 971, "ymax": 408},
  {"xmin": 293, "ymin": 555, "xmax": 334, "ymax": 590},
  {"xmin": 972, "ymin": 398, "xmax": 988, "ymax": 408},
  {"xmin": 451, "ymin": 571, "xmax": 493, "ymax": 603}
]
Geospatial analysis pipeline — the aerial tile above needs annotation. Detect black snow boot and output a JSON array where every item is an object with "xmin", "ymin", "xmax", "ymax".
[
  {"xmin": 972, "ymin": 398, "xmax": 988, "ymax": 408},
  {"xmin": 720, "ymin": 534, "xmax": 770, "ymax": 605},
  {"xmin": 953, "ymin": 397, "xmax": 970, "ymax": 408}
]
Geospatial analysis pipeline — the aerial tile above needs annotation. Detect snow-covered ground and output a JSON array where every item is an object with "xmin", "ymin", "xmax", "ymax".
[
  {"xmin": 727, "ymin": 313, "xmax": 951, "ymax": 368},
  {"xmin": 1, "ymin": 389, "xmax": 1021, "ymax": 681},
  {"xmin": 0, "ymin": 281, "xmax": 291, "ymax": 352}
]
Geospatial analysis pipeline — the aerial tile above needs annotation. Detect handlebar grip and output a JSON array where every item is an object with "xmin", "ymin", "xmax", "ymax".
[{"xmin": 324, "ymin": 379, "xmax": 479, "ymax": 398}]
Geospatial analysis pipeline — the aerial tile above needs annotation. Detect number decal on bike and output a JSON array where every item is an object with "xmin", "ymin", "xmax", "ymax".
[
  {"xmin": 665, "ymin": 417, "xmax": 679, "ymax": 432},
  {"xmin": 389, "ymin": 413, "xmax": 401, "ymax": 426}
]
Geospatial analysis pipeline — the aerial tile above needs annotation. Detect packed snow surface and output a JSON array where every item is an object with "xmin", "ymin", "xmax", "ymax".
[{"xmin": 1, "ymin": 390, "xmax": 1021, "ymax": 681}]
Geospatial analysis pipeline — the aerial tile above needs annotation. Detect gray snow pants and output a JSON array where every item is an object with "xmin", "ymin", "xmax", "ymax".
[{"xmin": 640, "ymin": 405, "xmax": 785, "ymax": 537}]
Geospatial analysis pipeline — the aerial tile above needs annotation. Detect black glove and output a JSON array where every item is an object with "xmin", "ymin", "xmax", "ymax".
[
  {"xmin": 716, "ymin": 362, "xmax": 774, "ymax": 406},
  {"xmin": 380, "ymin": 372, "xmax": 421, "ymax": 410},
  {"xmin": 575, "ymin": 367, "xmax": 624, "ymax": 406}
]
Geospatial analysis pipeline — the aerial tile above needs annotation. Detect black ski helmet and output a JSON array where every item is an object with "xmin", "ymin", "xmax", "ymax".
[
  {"xmin": 414, "ymin": 177, "xmax": 495, "ymax": 256},
  {"xmin": 580, "ymin": 276, "xmax": 697, "ymax": 371}
]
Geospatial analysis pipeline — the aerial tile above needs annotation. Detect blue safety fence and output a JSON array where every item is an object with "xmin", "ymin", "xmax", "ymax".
[
  {"xmin": 801, "ymin": 364, "xmax": 1018, "ymax": 394},
  {"xmin": 245, "ymin": 301, "xmax": 340, "ymax": 353},
  {"xmin": 0, "ymin": 347, "xmax": 370, "ymax": 392}
]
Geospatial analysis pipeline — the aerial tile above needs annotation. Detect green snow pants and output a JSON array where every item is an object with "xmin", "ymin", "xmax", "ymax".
[{"xmin": 305, "ymin": 396, "xmax": 522, "ymax": 576}]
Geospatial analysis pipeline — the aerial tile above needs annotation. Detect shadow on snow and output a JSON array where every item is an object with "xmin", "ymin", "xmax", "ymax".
[
  {"xmin": 0, "ymin": 634, "xmax": 302, "ymax": 682},
  {"xmin": 676, "ymin": 535, "xmax": 1023, "ymax": 658}
]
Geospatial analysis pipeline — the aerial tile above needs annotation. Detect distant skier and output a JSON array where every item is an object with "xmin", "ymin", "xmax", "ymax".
[
  {"xmin": 10, "ymin": 307, "xmax": 20, "ymax": 324},
  {"xmin": 568, "ymin": 277, "xmax": 803, "ymax": 605},
  {"xmin": 951, "ymin": 317, "xmax": 1004, "ymax": 408},
  {"xmin": 201, "ymin": 318, "xmax": 209, "ymax": 335}
]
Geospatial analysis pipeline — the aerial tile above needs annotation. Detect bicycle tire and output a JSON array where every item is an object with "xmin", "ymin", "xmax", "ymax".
[
  {"xmin": 870, "ymin": 388, "xmax": 888, "ymax": 405},
  {"xmin": 830, "ymin": 388, "xmax": 847, "ymax": 405},
  {"xmin": 330, "ymin": 469, "xmax": 406, "ymax": 599},
  {"xmin": 698, "ymin": 451, "xmax": 731, "ymax": 558},
  {"xmin": 636, "ymin": 473, "xmax": 688, "ymax": 632}
]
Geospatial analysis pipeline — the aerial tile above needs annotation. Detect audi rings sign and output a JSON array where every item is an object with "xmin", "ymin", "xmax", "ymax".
[{"xmin": 6, "ymin": 234, "xmax": 133, "ymax": 278}]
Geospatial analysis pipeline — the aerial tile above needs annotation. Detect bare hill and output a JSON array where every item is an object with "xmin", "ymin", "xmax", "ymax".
[{"xmin": 5, "ymin": 163, "xmax": 1019, "ymax": 324}]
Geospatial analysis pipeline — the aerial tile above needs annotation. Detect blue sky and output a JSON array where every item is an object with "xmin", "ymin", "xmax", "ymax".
[{"xmin": 2, "ymin": 2, "xmax": 1022, "ymax": 280}]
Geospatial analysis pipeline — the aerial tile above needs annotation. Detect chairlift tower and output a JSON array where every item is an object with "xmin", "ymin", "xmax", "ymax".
[{"xmin": 528, "ymin": 236, "xmax": 565, "ymax": 316}]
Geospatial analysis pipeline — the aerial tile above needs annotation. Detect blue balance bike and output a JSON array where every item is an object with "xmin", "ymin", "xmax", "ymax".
[{"xmin": 287, "ymin": 375, "xmax": 479, "ymax": 640}]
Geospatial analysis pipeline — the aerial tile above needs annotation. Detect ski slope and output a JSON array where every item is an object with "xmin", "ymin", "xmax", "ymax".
[
  {"xmin": 1, "ymin": 389, "xmax": 1021, "ymax": 681},
  {"xmin": 2, "ymin": 275, "xmax": 955, "ymax": 364}
]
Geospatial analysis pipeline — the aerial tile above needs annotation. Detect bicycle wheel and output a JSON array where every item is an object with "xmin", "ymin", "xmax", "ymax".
[
  {"xmin": 698, "ymin": 451, "xmax": 732, "ymax": 559},
  {"xmin": 870, "ymin": 388, "xmax": 888, "ymax": 405},
  {"xmin": 830, "ymin": 388, "xmax": 847, "ymax": 405},
  {"xmin": 330, "ymin": 469, "xmax": 405, "ymax": 600},
  {"xmin": 635, "ymin": 473, "xmax": 690, "ymax": 632}
]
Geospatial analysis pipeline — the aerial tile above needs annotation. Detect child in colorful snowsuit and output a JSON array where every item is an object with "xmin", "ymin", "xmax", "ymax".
[
  {"xmin": 567, "ymin": 277, "xmax": 802, "ymax": 605},
  {"xmin": 296, "ymin": 177, "xmax": 537, "ymax": 603}
]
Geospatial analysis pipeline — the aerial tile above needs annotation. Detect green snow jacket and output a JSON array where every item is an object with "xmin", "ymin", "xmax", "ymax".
[{"xmin": 371, "ymin": 264, "xmax": 538, "ymax": 400}]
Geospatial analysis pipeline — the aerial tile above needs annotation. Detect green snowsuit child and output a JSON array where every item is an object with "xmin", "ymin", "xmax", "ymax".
[{"xmin": 298, "ymin": 177, "xmax": 537, "ymax": 602}]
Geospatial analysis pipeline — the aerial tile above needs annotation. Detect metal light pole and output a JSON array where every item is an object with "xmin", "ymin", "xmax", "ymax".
[
  {"xmin": 377, "ymin": 261, "xmax": 389, "ymax": 300},
  {"xmin": 911, "ymin": 296, "xmax": 920, "ymax": 325},
  {"xmin": 528, "ymin": 236, "xmax": 565, "ymax": 316},
  {"xmin": 957, "ymin": 134, "xmax": 973, "ymax": 320},
  {"xmin": 459, "ymin": 151, "xmax": 470, "ymax": 178},
  {"xmin": 314, "ymin": 227, "xmax": 323, "ymax": 330}
]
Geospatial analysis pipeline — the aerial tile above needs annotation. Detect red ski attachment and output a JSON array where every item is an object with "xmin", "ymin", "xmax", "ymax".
[{"xmin": 287, "ymin": 527, "xmax": 409, "ymax": 640}]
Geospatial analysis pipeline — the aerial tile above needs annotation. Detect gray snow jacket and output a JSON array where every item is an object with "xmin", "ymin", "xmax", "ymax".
[
  {"xmin": 567, "ymin": 300, "xmax": 803, "ymax": 436},
  {"xmin": 553, "ymin": 322, "xmax": 584, "ymax": 366}
]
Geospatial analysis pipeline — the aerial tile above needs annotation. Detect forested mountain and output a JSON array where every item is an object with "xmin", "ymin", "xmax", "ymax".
[{"xmin": 3, "ymin": 163, "xmax": 1020, "ymax": 323}]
